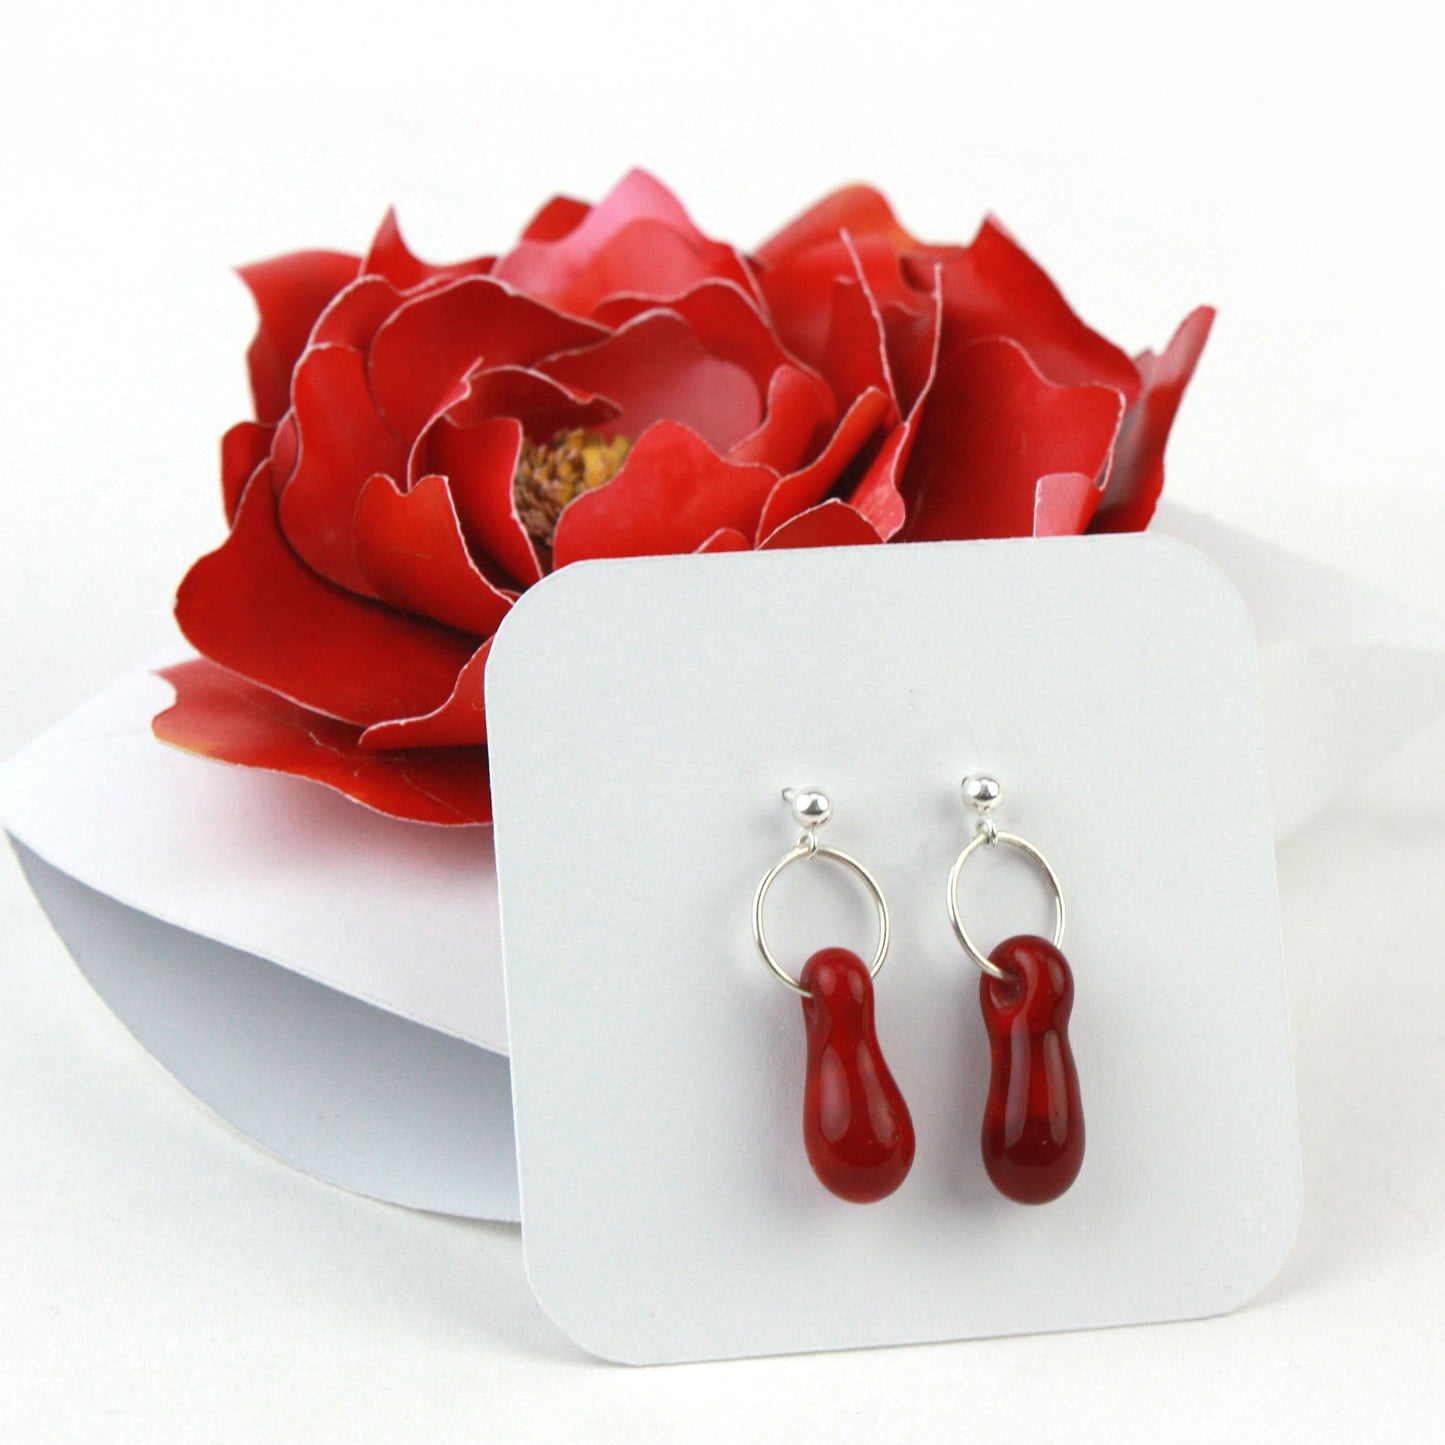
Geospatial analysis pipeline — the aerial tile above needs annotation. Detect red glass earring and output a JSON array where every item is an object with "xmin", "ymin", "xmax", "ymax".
[
  {"xmin": 948, "ymin": 774, "xmax": 1084, "ymax": 1204},
  {"xmin": 753, "ymin": 788, "xmax": 915, "ymax": 1204}
]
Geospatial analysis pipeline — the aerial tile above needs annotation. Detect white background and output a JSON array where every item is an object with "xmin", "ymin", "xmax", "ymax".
[{"xmin": 2, "ymin": 0, "xmax": 1442, "ymax": 1438}]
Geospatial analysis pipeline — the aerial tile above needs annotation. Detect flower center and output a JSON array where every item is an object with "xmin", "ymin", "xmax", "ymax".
[{"xmin": 513, "ymin": 428, "xmax": 632, "ymax": 550}]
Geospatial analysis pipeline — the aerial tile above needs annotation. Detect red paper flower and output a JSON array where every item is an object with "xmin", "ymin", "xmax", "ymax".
[{"xmin": 156, "ymin": 171, "xmax": 1212, "ymax": 824}]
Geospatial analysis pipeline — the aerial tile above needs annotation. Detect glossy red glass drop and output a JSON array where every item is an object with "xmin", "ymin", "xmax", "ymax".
[
  {"xmin": 979, "ymin": 934, "xmax": 1084, "ymax": 1204},
  {"xmin": 799, "ymin": 947, "xmax": 915, "ymax": 1203}
]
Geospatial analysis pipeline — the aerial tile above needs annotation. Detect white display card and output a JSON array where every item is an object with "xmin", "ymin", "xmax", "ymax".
[{"xmin": 487, "ymin": 536, "xmax": 1301, "ymax": 1364}]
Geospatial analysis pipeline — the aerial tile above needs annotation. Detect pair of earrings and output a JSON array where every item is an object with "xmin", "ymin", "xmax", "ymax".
[{"xmin": 752, "ymin": 774, "xmax": 1084, "ymax": 1206}]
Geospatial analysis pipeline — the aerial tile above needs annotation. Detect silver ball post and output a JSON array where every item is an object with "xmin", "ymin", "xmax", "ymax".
[
  {"xmin": 961, "ymin": 773, "xmax": 1002, "ymax": 816},
  {"xmin": 782, "ymin": 787, "xmax": 832, "ymax": 831}
]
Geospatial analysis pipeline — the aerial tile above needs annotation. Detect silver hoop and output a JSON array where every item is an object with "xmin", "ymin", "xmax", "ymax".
[
  {"xmin": 753, "ymin": 790, "xmax": 890, "ymax": 996},
  {"xmin": 949, "ymin": 774, "xmax": 1066, "ymax": 980}
]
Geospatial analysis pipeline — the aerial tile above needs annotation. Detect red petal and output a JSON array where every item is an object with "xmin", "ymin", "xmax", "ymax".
[
  {"xmin": 771, "ymin": 231, "xmax": 920, "ymax": 341},
  {"xmin": 756, "ymin": 387, "xmax": 892, "ymax": 539},
  {"xmin": 154, "ymin": 659, "xmax": 491, "ymax": 826},
  {"xmin": 917, "ymin": 219, "xmax": 1142, "ymax": 406},
  {"xmin": 177, "ymin": 463, "xmax": 478, "ymax": 727},
  {"xmin": 429, "ymin": 415, "xmax": 543, "ymax": 588},
  {"xmin": 361, "ymin": 209, "xmax": 494, "ymax": 291},
  {"xmin": 728, "ymin": 366, "xmax": 837, "ymax": 473},
  {"xmin": 819, "ymin": 267, "xmax": 894, "ymax": 413},
  {"xmin": 360, "ymin": 639, "xmax": 491, "ymax": 751},
  {"xmin": 521, "ymin": 194, "xmax": 591, "ymax": 243},
  {"xmin": 901, "ymin": 335, "xmax": 1124, "ymax": 542},
  {"xmin": 551, "ymin": 422, "xmax": 778, "ymax": 566},
  {"xmin": 758, "ymin": 233, "xmax": 915, "ymax": 419},
  {"xmin": 367, "ymin": 276, "xmax": 606, "ymax": 443},
  {"xmin": 759, "ymin": 500, "xmax": 883, "ymax": 549},
  {"xmin": 541, "ymin": 312, "xmax": 764, "ymax": 454},
  {"xmin": 695, "ymin": 528, "xmax": 751, "ymax": 553},
  {"xmin": 755, "ymin": 243, "xmax": 844, "ymax": 374},
  {"xmin": 594, "ymin": 280, "xmax": 839, "ymax": 469},
  {"xmin": 311, "ymin": 275, "xmax": 405, "ymax": 351},
  {"xmin": 270, "ymin": 411, "xmax": 299, "ymax": 490},
  {"xmin": 1092, "ymin": 307, "xmax": 1215, "ymax": 533},
  {"xmin": 240, "ymin": 250, "xmax": 360, "ymax": 425},
  {"xmin": 354, "ymin": 473, "xmax": 515, "ymax": 636},
  {"xmin": 756, "ymin": 185, "xmax": 919, "ymax": 267},
  {"xmin": 592, "ymin": 280, "xmax": 819, "ymax": 401},
  {"xmin": 847, "ymin": 425, "xmax": 912, "ymax": 539},
  {"xmin": 441, "ymin": 365, "xmax": 617, "ymax": 442},
  {"xmin": 756, "ymin": 240, "xmax": 869, "ymax": 387},
  {"xmin": 278, "ymin": 344, "xmax": 407, "ymax": 593},
  {"xmin": 849, "ymin": 233, "xmax": 928, "ymax": 320},
  {"xmin": 493, "ymin": 169, "xmax": 756, "ymax": 316},
  {"xmin": 1034, "ymin": 472, "xmax": 1102, "ymax": 536},
  {"xmin": 830, "ymin": 235, "xmax": 937, "ymax": 417},
  {"xmin": 880, "ymin": 286, "xmax": 943, "ymax": 418},
  {"xmin": 845, "ymin": 268, "xmax": 942, "ymax": 541},
  {"xmin": 221, "ymin": 421, "xmax": 273, "ymax": 524}
]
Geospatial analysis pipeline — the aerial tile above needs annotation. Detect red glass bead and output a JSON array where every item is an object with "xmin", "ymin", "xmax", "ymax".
[
  {"xmin": 799, "ymin": 947, "xmax": 915, "ymax": 1203},
  {"xmin": 979, "ymin": 934, "xmax": 1084, "ymax": 1204}
]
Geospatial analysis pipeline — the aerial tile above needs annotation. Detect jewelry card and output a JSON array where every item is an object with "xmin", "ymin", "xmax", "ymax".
[{"xmin": 429, "ymin": 537, "xmax": 1296, "ymax": 1362}]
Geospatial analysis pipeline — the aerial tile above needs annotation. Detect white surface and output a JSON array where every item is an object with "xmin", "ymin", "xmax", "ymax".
[
  {"xmin": 10, "ymin": 841, "xmax": 520, "ymax": 1220},
  {"xmin": 0, "ymin": 656, "xmax": 508, "ymax": 1053},
  {"xmin": 1154, "ymin": 504, "xmax": 1445, "ymax": 839},
  {"xmin": 490, "ymin": 538, "xmax": 1299, "ymax": 1362},
  {"xmin": 3, "ymin": 0, "xmax": 1443, "ymax": 1436}
]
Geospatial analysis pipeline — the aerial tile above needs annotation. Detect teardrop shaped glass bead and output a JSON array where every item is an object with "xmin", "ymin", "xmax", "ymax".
[
  {"xmin": 979, "ymin": 934, "xmax": 1084, "ymax": 1204},
  {"xmin": 799, "ymin": 947, "xmax": 915, "ymax": 1203}
]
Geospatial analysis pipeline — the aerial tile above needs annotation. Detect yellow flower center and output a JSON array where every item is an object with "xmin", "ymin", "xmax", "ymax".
[{"xmin": 512, "ymin": 428, "xmax": 632, "ymax": 550}]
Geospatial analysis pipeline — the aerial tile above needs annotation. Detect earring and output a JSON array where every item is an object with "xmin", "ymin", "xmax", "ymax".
[
  {"xmin": 948, "ymin": 774, "xmax": 1084, "ymax": 1203},
  {"xmin": 753, "ymin": 788, "xmax": 915, "ymax": 1203}
]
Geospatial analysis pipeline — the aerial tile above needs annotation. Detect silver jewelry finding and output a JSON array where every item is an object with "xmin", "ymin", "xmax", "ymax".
[
  {"xmin": 947, "ymin": 773, "xmax": 1066, "ymax": 980},
  {"xmin": 753, "ymin": 788, "xmax": 890, "ymax": 996}
]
